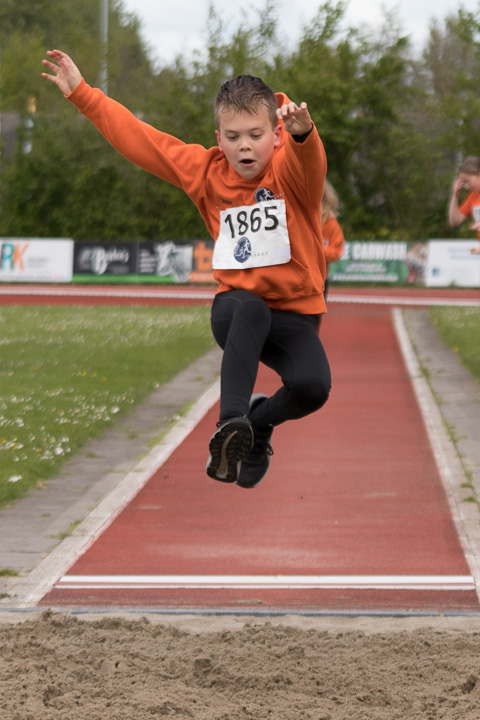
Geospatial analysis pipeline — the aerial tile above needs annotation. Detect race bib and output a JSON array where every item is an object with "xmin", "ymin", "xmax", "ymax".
[
  {"xmin": 213, "ymin": 199, "xmax": 291, "ymax": 269},
  {"xmin": 472, "ymin": 204, "xmax": 480, "ymax": 223}
]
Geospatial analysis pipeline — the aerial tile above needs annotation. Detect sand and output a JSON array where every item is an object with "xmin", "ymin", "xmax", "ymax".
[{"xmin": 1, "ymin": 611, "xmax": 480, "ymax": 719}]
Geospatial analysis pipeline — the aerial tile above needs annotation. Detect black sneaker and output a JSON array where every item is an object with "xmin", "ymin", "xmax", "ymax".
[
  {"xmin": 236, "ymin": 394, "xmax": 274, "ymax": 489},
  {"xmin": 206, "ymin": 417, "xmax": 254, "ymax": 483}
]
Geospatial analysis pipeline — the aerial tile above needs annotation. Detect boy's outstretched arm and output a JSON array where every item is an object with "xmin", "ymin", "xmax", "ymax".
[
  {"xmin": 276, "ymin": 101, "xmax": 313, "ymax": 137},
  {"xmin": 41, "ymin": 50, "xmax": 82, "ymax": 95}
]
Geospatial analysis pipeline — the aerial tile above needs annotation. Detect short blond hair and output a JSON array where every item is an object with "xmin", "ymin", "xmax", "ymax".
[{"xmin": 214, "ymin": 75, "xmax": 278, "ymax": 130}]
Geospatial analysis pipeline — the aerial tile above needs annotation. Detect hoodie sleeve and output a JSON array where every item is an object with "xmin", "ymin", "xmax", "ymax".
[
  {"xmin": 274, "ymin": 92, "xmax": 326, "ymax": 210},
  {"xmin": 66, "ymin": 79, "xmax": 215, "ymax": 194}
]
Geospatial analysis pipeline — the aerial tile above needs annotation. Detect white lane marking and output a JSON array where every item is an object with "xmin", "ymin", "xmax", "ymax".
[
  {"xmin": 0, "ymin": 286, "xmax": 214, "ymax": 299},
  {"xmin": 12, "ymin": 379, "xmax": 221, "ymax": 608},
  {"xmin": 330, "ymin": 294, "xmax": 480, "ymax": 307},
  {"xmin": 0, "ymin": 286, "xmax": 478, "ymax": 306},
  {"xmin": 393, "ymin": 308, "xmax": 480, "ymax": 602},
  {"xmin": 55, "ymin": 574, "xmax": 475, "ymax": 591}
]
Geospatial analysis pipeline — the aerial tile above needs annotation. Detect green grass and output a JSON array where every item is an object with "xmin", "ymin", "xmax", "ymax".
[
  {"xmin": 0, "ymin": 569, "xmax": 19, "ymax": 577},
  {"xmin": 429, "ymin": 307, "xmax": 480, "ymax": 383},
  {"xmin": 0, "ymin": 305, "xmax": 214, "ymax": 506}
]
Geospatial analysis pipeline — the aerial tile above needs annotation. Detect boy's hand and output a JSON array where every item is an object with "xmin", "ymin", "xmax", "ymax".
[
  {"xmin": 41, "ymin": 50, "xmax": 82, "ymax": 95},
  {"xmin": 277, "ymin": 101, "xmax": 313, "ymax": 136}
]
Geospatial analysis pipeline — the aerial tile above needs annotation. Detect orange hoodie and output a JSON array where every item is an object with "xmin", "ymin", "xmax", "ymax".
[
  {"xmin": 67, "ymin": 80, "xmax": 327, "ymax": 313},
  {"xmin": 322, "ymin": 217, "xmax": 345, "ymax": 278},
  {"xmin": 460, "ymin": 191, "xmax": 480, "ymax": 240}
]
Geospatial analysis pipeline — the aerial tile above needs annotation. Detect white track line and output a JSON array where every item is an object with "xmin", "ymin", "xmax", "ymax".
[
  {"xmin": 393, "ymin": 308, "xmax": 480, "ymax": 602},
  {"xmin": 54, "ymin": 574, "xmax": 475, "ymax": 591},
  {"xmin": 0, "ymin": 286, "xmax": 479, "ymax": 306},
  {"xmin": 0, "ymin": 286, "xmax": 214, "ymax": 299},
  {"xmin": 12, "ymin": 379, "xmax": 221, "ymax": 608},
  {"xmin": 330, "ymin": 294, "xmax": 480, "ymax": 307}
]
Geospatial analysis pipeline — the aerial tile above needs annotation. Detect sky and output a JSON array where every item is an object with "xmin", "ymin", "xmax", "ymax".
[{"xmin": 120, "ymin": 0, "xmax": 465, "ymax": 67}]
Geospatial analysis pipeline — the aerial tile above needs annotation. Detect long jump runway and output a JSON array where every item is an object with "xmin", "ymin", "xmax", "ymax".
[{"xmin": 39, "ymin": 300, "xmax": 480, "ymax": 613}]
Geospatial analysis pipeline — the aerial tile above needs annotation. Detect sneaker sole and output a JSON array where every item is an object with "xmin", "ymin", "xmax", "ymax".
[{"xmin": 206, "ymin": 419, "xmax": 253, "ymax": 483}]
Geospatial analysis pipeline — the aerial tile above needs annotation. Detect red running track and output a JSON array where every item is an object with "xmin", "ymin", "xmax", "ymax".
[
  {"xmin": 1, "ymin": 283, "xmax": 480, "ymax": 306},
  {"xmin": 41, "ymin": 302, "xmax": 479, "ymax": 612}
]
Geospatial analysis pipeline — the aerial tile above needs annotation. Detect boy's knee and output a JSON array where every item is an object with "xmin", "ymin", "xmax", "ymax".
[
  {"xmin": 237, "ymin": 294, "xmax": 271, "ymax": 327},
  {"xmin": 293, "ymin": 376, "xmax": 331, "ymax": 413}
]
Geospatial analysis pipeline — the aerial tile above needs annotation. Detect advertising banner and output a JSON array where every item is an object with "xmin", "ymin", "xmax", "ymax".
[
  {"xmin": 73, "ymin": 242, "xmax": 137, "ymax": 281},
  {"xmin": 424, "ymin": 240, "xmax": 480, "ymax": 287},
  {"xmin": 189, "ymin": 240, "xmax": 215, "ymax": 283},
  {"xmin": 9, "ymin": 237, "xmax": 477, "ymax": 287},
  {"xmin": 328, "ymin": 241, "xmax": 428, "ymax": 284},
  {"xmin": 72, "ymin": 240, "xmax": 214, "ymax": 284},
  {"xmin": 0, "ymin": 238, "xmax": 74, "ymax": 283},
  {"xmin": 138, "ymin": 241, "xmax": 193, "ymax": 283}
]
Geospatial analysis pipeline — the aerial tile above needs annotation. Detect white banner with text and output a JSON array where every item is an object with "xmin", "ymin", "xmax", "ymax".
[{"xmin": 0, "ymin": 238, "xmax": 74, "ymax": 283}]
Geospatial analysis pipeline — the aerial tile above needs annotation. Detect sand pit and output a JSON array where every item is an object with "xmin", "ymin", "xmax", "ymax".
[{"xmin": 1, "ymin": 611, "xmax": 480, "ymax": 719}]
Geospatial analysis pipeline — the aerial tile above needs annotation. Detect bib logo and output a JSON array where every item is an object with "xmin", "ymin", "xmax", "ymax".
[
  {"xmin": 234, "ymin": 237, "xmax": 252, "ymax": 263},
  {"xmin": 255, "ymin": 187, "xmax": 275, "ymax": 203}
]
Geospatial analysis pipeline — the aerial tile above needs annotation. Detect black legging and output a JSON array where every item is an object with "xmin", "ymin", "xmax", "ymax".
[{"xmin": 210, "ymin": 290, "xmax": 331, "ymax": 431}]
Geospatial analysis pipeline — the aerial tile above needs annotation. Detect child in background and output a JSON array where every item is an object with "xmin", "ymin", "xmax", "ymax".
[
  {"xmin": 448, "ymin": 156, "xmax": 480, "ymax": 254},
  {"xmin": 321, "ymin": 180, "xmax": 345, "ymax": 304},
  {"xmin": 42, "ymin": 49, "xmax": 332, "ymax": 489}
]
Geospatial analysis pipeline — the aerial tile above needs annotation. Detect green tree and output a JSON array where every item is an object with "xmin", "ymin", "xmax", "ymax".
[
  {"xmin": 0, "ymin": 0, "xmax": 167, "ymax": 239},
  {"xmin": 421, "ymin": 8, "xmax": 480, "ymax": 158},
  {"xmin": 415, "ymin": 7, "xmax": 480, "ymax": 238},
  {"xmin": 2, "ymin": 0, "xmax": 480, "ymax": 243},
  {"xmin": 270, "ymin": 3, "xmax": 430, "ymax": 238}
]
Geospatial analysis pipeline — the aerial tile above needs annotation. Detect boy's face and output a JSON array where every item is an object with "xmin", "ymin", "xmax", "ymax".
[
  {"xmin": 459, "ymin": 172, "xmax": 480, "ymax": 193},
  {"xmin": 215, "ymin": 106, "xmax": 282, "ymax": 180}
]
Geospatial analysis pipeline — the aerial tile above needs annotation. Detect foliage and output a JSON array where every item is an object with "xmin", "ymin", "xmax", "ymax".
[{"xmin": 1, "ymin": 0, "xmax": 480, "ymax": 241}]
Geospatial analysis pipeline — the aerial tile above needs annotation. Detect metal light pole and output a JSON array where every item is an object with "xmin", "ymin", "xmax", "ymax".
[
  {"xmin": 99, "ymin": 0, "xmax": 109, "ymax": 94},
  {"xmin": 0, "ymin": 40, "xmax": 2, "ymax": 173},
  {"xmin": 0, "ymin": 40, "xmax": 2, "ymax": 196}
]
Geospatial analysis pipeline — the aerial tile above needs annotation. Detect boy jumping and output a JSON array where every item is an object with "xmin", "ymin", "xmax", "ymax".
[{"xmin": 42, "ymin": 50, "xmax": 331, "ymax": 489}]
